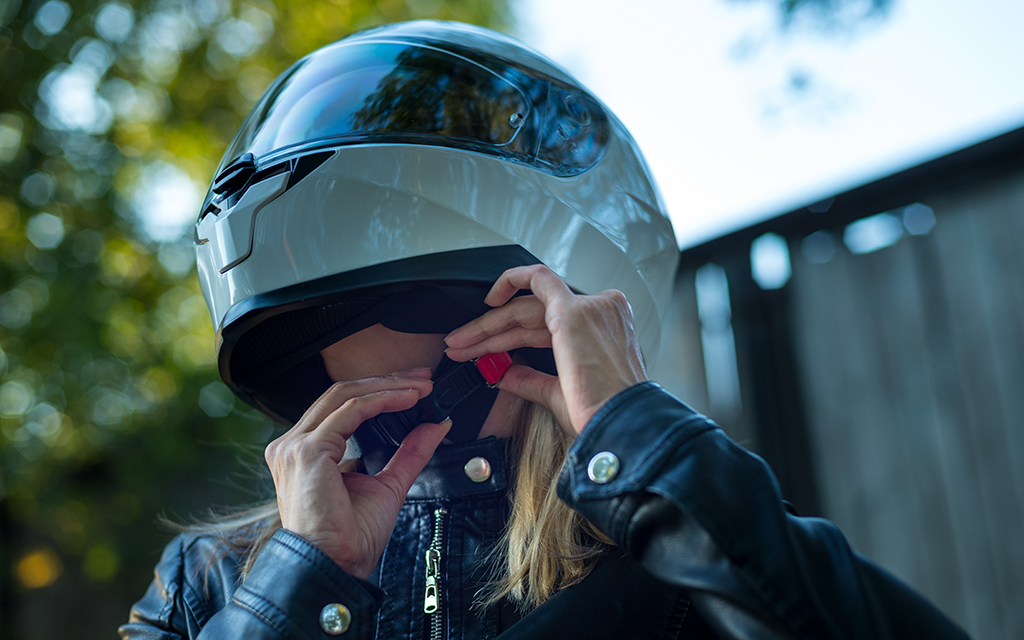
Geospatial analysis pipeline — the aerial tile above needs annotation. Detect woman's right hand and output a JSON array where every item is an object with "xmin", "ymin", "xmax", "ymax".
[
  {"xmin": 444, "ymin": 265, "xmax": 647, "ymax": 437},
  {"xmin": 265, "ymin": 370, "xmax": 451, "ymax": 579}
]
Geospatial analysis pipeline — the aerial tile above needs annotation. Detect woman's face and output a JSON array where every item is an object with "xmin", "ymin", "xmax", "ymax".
[
  {"xmin": 320, "ymin": 323, "xmax": 517, "ymax": 439},
  {"xmin": 320, "ymin": 323, "xmax": 448, "ymax": 383}
]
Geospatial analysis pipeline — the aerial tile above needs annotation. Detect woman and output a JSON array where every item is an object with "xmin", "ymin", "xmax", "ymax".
[{"xmin": 122, "ymin": 21, "xmax": 968, "ymax": 639}]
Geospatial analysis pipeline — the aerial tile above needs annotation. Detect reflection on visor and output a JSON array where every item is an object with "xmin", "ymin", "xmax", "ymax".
[
  {"xmin": 217, "ymin": 37, "xmax": 609, "ymax": 186},
  {"xmin": 237, "ymin": 44, "xmax": 527, "ymax": 161}
]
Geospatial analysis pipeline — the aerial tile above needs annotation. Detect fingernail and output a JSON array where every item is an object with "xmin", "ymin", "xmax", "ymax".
[
  {"xmin": 440, "ymin": 417, "xmax": 452, "ymax": 429},
  {"xmin": 444, "ymin": 348, "xmax": 468, "ymax": 362}
]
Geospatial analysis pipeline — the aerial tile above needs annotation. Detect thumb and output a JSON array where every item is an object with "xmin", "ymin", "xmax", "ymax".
[
  {"xmin": 498, "ymin": 365, "xmax": 572, "ymax": 432},
  {"xmin": 377, "ymin": 419, "xmax": 451, "ymax": 497}
]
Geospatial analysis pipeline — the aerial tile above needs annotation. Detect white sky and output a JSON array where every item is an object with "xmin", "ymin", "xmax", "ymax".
[{"xmin": 513, "ymin": 0, "xmax": 1024, "ymax": 249}]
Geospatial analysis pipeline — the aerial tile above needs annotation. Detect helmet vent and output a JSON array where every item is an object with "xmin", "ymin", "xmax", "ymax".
[
  {"xmin": 286, "ymin": 151, "xmax": 335, "ymax": 190},
  {"xmin": 205, "ymin": 150, "xmax": 335, "ymax": 222},
  {"xmin": 213, "ymin": 153, "xmax": 257, "ymax": 196}
]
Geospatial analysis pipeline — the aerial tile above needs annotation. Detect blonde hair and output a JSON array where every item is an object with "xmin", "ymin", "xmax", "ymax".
[
  {"xmin": 185, "ymin": 399, "xmax": 611, "ymax": 611},
  {"xmin": 480, "ymin": 398, "xmax": 613, "ymax": 609}
]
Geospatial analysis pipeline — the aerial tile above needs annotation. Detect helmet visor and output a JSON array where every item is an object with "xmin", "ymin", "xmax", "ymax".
[{"xmin": 218, "ymin": 37, "xmax": 608, "ymax": 179}]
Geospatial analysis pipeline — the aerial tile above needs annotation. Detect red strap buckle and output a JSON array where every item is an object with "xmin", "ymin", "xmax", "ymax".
[{"xmin": 475, "ymin": 352, "xmax": 513, "ymax": 385}]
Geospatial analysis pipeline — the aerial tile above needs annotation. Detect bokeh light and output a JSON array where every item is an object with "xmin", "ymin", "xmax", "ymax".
[{"xmin": 16, "ymin": 547, "xmax": 65, "ymax": 589}]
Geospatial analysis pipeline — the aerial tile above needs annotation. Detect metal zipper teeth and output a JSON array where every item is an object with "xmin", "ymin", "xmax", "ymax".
[{"xmin": 424, "ymin": 506, "xmax": 447, "ymax": 640}]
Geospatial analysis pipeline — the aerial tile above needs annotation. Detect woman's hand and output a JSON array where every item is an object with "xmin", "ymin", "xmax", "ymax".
[
  {"xmin": 265, "ymin": 370, "xmax": 450, "ymax": 579},
  {"xmin": 444, "ymin": 265, "xmax": 647, "ymax": 435}
]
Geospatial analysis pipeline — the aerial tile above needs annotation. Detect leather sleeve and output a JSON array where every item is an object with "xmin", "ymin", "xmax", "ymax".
[
  {"xmin": 557, "ymin": 382, "xmax": 971, "ymax": 640},
  {"xmin": 119, "ymin": 529, "xmax": 385, "ymax": 640}
]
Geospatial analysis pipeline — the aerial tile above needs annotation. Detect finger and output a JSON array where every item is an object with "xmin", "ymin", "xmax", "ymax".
[
  {"xmin": 445, "ymin": 328, "xmax": 551, "ymax": 362},
  {"xmin": 296, "ymin": 375, "xmax": 433, "ymax": 434},
  {"xmin": 375, "ymin": 419, "xmax": 452, "ymax": 499},
  {"xmin": 392, "ymin": 367, "xmax": 433, "ymax": 380},
  {"xmin": 313, "ymin": 388, "xmax": 425, "ymax": 443},
  {"xmin": 483, "ymin": 265, "xmax": 575, "ymax": 310},
  {"xmin": 445, "ymin": 296, "xmax": 545, "ymax": 349}
]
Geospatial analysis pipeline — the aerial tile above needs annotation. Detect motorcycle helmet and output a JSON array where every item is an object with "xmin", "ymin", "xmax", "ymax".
[{"xmin": 194, "ymin": 20, "xmax": 679, "ymax": 434}]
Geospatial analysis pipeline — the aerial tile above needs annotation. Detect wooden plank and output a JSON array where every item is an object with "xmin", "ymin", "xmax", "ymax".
[
  {"xmin": 865, "ymin": 231, "xmax": 964, "ymax": 615},
  {"xmin": 988, "ymin": 178, "xmax": 1024, "ymax": 640},
  {"xmin": 899, "ymin": 196, "xmax": 997, "ymax": 638},
  {"xmin": 834, "ymin": 238, "xmax": 937, "ymax": 587},
  {"xmin": 790, "ymin": 225, "xmax": 970, "ymax": 627},
  {"xmin": 927, "ymin": 181, "xmax": 1024, "ymax": 639},
  {"xmin": 789, "ymin": 236, "xmax": 877, "ymax": 548}
]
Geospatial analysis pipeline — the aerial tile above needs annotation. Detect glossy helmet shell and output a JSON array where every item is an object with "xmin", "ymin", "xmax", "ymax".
[{"xmin": 195, "ymin": 21, "xmax": 678, "ymax": 424}]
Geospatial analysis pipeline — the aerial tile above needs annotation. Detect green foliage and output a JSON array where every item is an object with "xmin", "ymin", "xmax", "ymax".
[{"xmin": 0, "ymin": 0, "xmax": 507, "ymax": 633}]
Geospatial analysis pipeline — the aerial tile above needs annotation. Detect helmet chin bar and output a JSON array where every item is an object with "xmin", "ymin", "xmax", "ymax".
[{"xmin": 220, "ymin": 248, "xmax": 543, "ymax": 426}]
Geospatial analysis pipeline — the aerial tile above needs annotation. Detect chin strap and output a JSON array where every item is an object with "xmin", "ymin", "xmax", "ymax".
[{"xmin": 358, "ymin": 352, "xmax": 513, "ymax": 447}]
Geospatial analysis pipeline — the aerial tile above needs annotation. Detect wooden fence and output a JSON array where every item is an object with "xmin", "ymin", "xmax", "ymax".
[{"xmin": 650, "ymin": 128, "xmax": 1024, "ymax": 640}]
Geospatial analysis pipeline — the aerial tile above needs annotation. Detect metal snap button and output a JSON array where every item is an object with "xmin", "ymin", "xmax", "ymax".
[
  {"xmin": 464, "ymin": 456, "xmax": 492, "ymax": 483},
  {"xmin": 320, "ymin": 603, "xmax": 351, "ymax": 635},
  {"xmin": 587, "ymin": 451, "xmax": 620, "ymax": 484}
]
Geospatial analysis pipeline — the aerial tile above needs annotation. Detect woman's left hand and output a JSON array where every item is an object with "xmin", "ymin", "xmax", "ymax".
[{"xmin": 444, "ymin": 264, "xmax": 647, "ymax": 435}]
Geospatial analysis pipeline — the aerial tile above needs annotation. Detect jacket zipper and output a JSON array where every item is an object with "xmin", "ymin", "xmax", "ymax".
[{"xmin": 424, "ymin": 506, "xmax": 447, "ymax": 640}]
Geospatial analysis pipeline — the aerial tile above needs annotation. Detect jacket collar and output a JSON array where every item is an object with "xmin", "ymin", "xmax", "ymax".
[{"xmin": 361, "ymin": 436, "xmax": 513, "ymax": 500}]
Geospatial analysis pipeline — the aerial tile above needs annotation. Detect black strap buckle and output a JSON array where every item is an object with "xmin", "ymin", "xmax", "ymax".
[{"xmin": 359, "ymin": 353, "xmax": 511, "ymax": 447}]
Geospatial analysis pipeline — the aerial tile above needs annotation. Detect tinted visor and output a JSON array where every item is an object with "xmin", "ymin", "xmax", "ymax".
[{"xmin": 217, "ymin": 37, "xmax": 609, "ymax": 181}]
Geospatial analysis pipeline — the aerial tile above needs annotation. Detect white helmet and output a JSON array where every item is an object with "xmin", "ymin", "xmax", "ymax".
[{"xmin": 195, "ymin": 21, "xmax": 678, "ymax": 425}]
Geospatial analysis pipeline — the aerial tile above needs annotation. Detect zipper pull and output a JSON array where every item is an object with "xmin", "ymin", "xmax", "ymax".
[
  {"xmin": 423, "ymin": 506, "xmax": 446, "ymax": 618},
  {"xmin": 424, "ymin": 548, "xmax": 440, "ymax": 613}
]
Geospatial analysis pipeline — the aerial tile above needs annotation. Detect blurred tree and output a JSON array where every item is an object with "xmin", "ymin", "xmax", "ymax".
[
  {"xmin": 722, "ymin": 0, "xmax": 895, "ymax": 127},
  {"xmin": 732, "ymin": 0, "xmax": 894, "ymax": 33},
  {"xmin": 0, "ymin": 0, "xmax": 508, "ymax": 636}
]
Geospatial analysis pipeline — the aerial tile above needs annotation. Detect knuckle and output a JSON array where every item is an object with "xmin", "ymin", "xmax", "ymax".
[
  {"xmin": 343, "ymin": 390, "xmax": 388, "ymax": 421},
  {"xmin": 340, "ymin": 396, "xmax": 363, "ymax": 416},
  {"xmin": 603, "ymin": 289, "xmax": 628, "ymax": 306},
  {"xmin": 593, "ymin": 290, "xmax": 631, "ymax": 318},
  {"xmin": 309, "ymin": 381, "xmax": 348, "ymax": 410},
  {"xmin": 327, "ymin": 380, "xmax": 351, "ymax": 396},
  {"xmin": 526, "ymin": 263, "xmax": 553, "ymax": 279},
  {"xmin": 264, "ymin": 438, "xmax": 283, "ymax": 464},
  {"xmin": 509, "ymin": 299, "xmax": 535, "ymax": 324},
  {"xmin": 546, "ymin": 310, "xmax": 566, "ymax": 334}
]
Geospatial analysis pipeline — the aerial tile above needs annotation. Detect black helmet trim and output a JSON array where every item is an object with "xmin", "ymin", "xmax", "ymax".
[{"xmin": 219, "ymin": 245, "xmax": 543, "ymax": 422}]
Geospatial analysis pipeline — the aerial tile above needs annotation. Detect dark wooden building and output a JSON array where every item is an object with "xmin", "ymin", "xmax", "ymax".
[{"xmin": 649, "ymin": 125, "xmax": 1024, "ymax": 640}]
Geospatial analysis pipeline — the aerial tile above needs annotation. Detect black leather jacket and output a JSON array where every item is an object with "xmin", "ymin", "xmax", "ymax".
[{"xmin": 120, "ymin": 383, "xmax": 969, "ymax": 639}]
